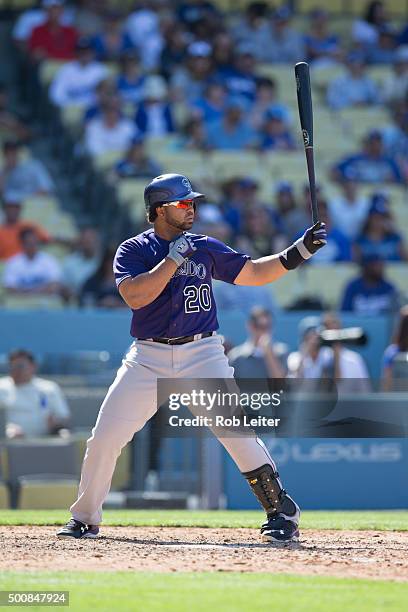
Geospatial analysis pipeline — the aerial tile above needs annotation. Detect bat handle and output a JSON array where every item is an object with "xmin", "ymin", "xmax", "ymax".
[{"xmin": 305, "ymin": 146, "xmax": 319, "ymax": 224}]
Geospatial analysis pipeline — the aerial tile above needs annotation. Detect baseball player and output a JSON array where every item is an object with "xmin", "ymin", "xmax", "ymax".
[{"xmin": 57, "ymin": 173, "xmax": 326, "ymax": 543}]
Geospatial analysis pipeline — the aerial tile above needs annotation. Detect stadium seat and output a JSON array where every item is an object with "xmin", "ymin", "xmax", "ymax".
[
  {"xmin": 116, "ymin": 179, "xmax": 148, "ymax": 223},
  {"xmin": 337, "ymin": 107, "xmax": 391, "ymax": 141},
  {"xmin": 298, "ymin": 0, "xmax": 344, "ymax": 13},
  {"xmin": 18, "ymin": 476, "xmax": 78, "ymax": 510},
  {"xmin": 39, "ymin": 60, "xmax": 67, "ymax": 87},
  {"xmin": 60, "ymin": 105, "xmax": 84, "ymax": 135},
  {"xmin": 3, "ymin": 295, "xmax": 64, "ymax": 310},
  {"xmin": 93, "ymin": 150, "xmax": 124, "ymax": 171},
  {"xmin": 271, "ymin": 263, "xmax": 358, "ymax": 308}
]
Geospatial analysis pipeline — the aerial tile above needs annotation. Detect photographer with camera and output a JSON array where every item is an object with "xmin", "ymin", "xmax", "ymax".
[{"xmin": 321, "ymin": 312, "xmax": 371, "ymax": 392}]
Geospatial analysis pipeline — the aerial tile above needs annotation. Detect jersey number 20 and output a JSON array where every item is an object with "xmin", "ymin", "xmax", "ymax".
[{"xmin": 183, "ymin": 284, "xmax": 211, "ymax": 313}]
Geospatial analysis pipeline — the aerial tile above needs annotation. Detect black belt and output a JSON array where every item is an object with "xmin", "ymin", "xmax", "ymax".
[{"xmin": 137, "ymin": 331, "xmax": 215, "ymax": 345}]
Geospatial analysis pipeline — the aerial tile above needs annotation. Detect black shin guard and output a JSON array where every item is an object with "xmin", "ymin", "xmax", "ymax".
[{"xmin": 243, "ymin": 463, "xmax": 297, "ymax": 518}]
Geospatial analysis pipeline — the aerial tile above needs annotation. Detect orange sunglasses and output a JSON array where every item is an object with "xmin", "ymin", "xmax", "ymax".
[{"xmin": 162, "ymin": 199, "xmax": 195, "ymax": 210}]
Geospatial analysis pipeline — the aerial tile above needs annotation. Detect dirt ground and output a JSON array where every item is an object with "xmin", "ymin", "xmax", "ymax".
[{"xmin": 2, "ymin": 526, "xmax": 408, "ymax": 581}]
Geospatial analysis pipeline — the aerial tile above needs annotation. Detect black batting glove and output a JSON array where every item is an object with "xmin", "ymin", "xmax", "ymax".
[{"xmin": 279, "ymin": 222, "xmax": 327, "ymax": 270}]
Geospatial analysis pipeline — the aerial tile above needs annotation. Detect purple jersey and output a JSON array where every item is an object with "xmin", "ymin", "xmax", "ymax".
[{"xmin": 113, "ymin": 229, "xmax": 250, "ymax": 338}]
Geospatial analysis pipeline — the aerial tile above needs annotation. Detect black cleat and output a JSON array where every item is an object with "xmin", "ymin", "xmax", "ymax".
[
  {"xmin": 261, "ymin": 514, "xmax": 300, "ymax": 544},
  {"xmin": 57, "ymin": 518, "xmax": 88, "ymax": 539}
]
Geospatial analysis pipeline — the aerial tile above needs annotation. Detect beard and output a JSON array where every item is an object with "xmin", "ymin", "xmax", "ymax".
[{"xmin": 164, "ymin": 209, "xmax": 194, "ymax": 231}]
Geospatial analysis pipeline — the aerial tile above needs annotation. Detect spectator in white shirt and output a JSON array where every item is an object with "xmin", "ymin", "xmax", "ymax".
[
  {"xmin": 327, "ymin": 179, "xmax": 370, "ymax": 240},
  {"xmin": 84, "ymin": 96, "xmax": 136, "ymax": 157},
  {"xmin": 125, "ymin": 7, "xmax": 163, "ymax": 70},
  {"xmin": 0, "ymin": 349, "xmax": 70, "ymax": 438},
  {"xmin": 327, "ymin": 54, "xmax": 379, "ymax": 110},
  {"xmin": 62, "ymin": 226, "xmax": 100, "ymax": 294},
  {"xmin": 3, "ymin": 227, "xmax": 63, "ymax": 298},
  {"xmin": 49, "ymin": 37, "xmax": 108, "ymax": 108}
]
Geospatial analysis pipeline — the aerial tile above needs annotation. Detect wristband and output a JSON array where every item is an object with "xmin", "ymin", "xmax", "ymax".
[
  {"xmin": 166, "ymin": 252, "xmax": 186, "ymax": 267},
  {"xmin": 279, "ymin": 238, "xmax": 312, "ymax": 271}
]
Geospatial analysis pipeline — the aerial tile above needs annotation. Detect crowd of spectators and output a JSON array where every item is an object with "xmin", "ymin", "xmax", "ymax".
[{"xmin": 0, "ymin": 0, "xmax": 407, "ymax": 314}]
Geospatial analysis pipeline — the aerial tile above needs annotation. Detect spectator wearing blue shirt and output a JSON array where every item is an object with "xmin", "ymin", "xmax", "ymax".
[
  {"xmin": 160, "ymin": 24, "xmax": 188, "ymax": 80},
  {"xmin": 191, "ymin": 81, "xmax": 228, "ymax": 125},
  {"xmin": 91, "ymin": 12, "xmax": 134, "ymax": 62},
  {"xmin": 116, "ymin": 51, "xmax": 146, "ymax": 107},
  {"xmin": 354, "ymin": 194, "xmax": 408, "ymax": 262},
  {"xmin": 382, "ymin": 107, "xmax": 408, "ymax": 178},
  {"xmin": 365, "ymin": 25, "xmax": 397, "ymax": 64},
  {"xmin": 382, "ymin": 305, "xmax": 408, "ymax": 390},
  {"xmin": 304, "ymin": 8, "xmax": 341, "ymax": 68},
  {"xmin": 217, "ymin": 44, "xmax": 258, "ymax": 102},
  {"xmin": 340, "ymin": 254, "xmax": 399, "ymax": 314},
  {"xmin": 115, "ymin": 135, "xmax": 162, "ymax": 180},
  {"xmin": 250, "ymin": 77, "xmax": 291, "ymax": 130},
  {"xmin": 263, "ymin": 5, "xmax": 305, "ymax": 64},
  {"xmin": 171, "ymin": 41, "xmax": 215, "ymax": 105},
  {"xmin": 83, "ymin": 79, "xmax": 116, "ymax": 123},
  {"xmin": 134, "ymin": 75, "xmax": 175, "ymax": 137},
  {"xmin": 272, "ymin": 181, "xmax": 309, "ymax": 241},
  {"xmin": 327, "ymin": 54, "xmax": 379, "ymax": 110},
  {"xmin": 205, "ymin": 98, "xmax": 257, "ymax": 150},
  {"xmin": 233, "ymin": 2, "xmax": 271, "ymax": 62},
  {"xmin": 259, "ymin": 108, "xmax": 296, "ymax": 152},
  {"xmin": 332, "ymin": 130, "xmax": 404, "ymax": 184}
]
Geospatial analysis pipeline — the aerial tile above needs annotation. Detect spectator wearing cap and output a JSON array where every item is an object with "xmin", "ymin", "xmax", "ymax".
[
  {"xmin": 191, "ymin": 81, "xmax": 228, "ymax": 125},
  {"xmin": 228, "ymin": 307, "xmax": 287, "ymax": 378},
  {"xmin": 90, "ymin": 11, "xmax": 134, "ymax": 62},
  {"xmin": 332, "ymin": 131, "xmax": 404, "ymax": 184},
  {"xmin": 352, "ymin": 0, "xmax": 389, "ymax": 47},
  {"xmin": 382, "ymin": 46, "xmax": 408, "ymax": 104},
  {"xmin": 116, "ymin": 52, "xmax": 146, "ymax": 107},
  {"xmin": 250, "ymin": 77, "xmax": 291, "ymax": 130},
  {"xmin": 134, "ymin": 75, "xmax": 175, "ymax": 137},
  {"xmin": 0, "ymin": 195, "xmax": 50, "ymax": 261},
  {"xmin": 340, "ymin": 254, "xmax": 399, "ymax": 314},
  {"xmin": 115, "ymin": 135, "xmax": 162, "ymax": 179},
  {"xmin": 304, "ymin": 8, "xmax": 342, "ymax": 68},
  {"xmin": 125, "ymin": 6, "xmax": 164, "ymax": 70},
  {"xmin": 177, "ymin": 1, "xmax": 219, "ymax": 31},
  {"xmin": 365, "ymin": 24, "xmax": 397, "ymax": 65},
  {"xmin": 205, "ymin": 98, "xmax": 257, "ymax": 150},
  {"xmin": 194, "ymin": 203, "xmax": 231, "ymax": 242},
  {"xmin": 85, "ymin": 96, "xmax": 137, "ymax": 157},
  {"xmin": 263, "ymin": 6, "xmax": 305, "ymax": 64},
  {"xmin": 217, "ymin": 44, "xmax": 258, "ymax": 102},
  {"xmin": 29, "ymin": 0, "xmax": 78, "ymax": 62},
  {"xmin": 272, "ymin": 181, "xmax": 309, "ymax": 241},
  {"xmin": 300, "ymin": 199, "xmax": 352, "ymax": 264},
  {"xmin": 171, "ymin": 41, "xmax": 214, "ymax": 104},
  {"xmin": 0, "ymin": 349, "xmax": 70, "ymax": 439},
  {"xmin": 49, "ymin": 37, "xmax": 109, "ymax": 108},
  {"xmin": 0, "ymin": 140, "xmax": 54, "ymax": 199},
  {"xmin": 327, "ymin": 179, "xmax": 369, "ymax": 240},
  {"xmin": 382, "ymin": 305, "xmax": 408, "ymax": 391},
  {"xmin": 259, "ymin": 108, "xmax": 296, "ymax": 151},
  {"xmin": 354, "ymin": 194, "xmax": 408, "ymax": 262},
  {"xmin": 233, "ymin": 2, "xmax": 271, "ymax": 63},
  {"xmin": 327, "ymin": 53, "xmax": 379, "ymax": 110},
  {"xmin": 3, "ymin": 227, "xmax": 63, "ymax": 299},
  {"xmin": 221, "ymin": 177, "xmax": 262, "ymax": 233}
]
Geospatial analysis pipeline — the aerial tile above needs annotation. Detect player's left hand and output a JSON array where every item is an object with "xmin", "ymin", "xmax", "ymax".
[
  {"xmin": 302, "ymin": 222, "xmax": 327, "ymax": 255},
  {"xmin": 167, "ymin": 234, "xmax": 197, "ymax": 267}
]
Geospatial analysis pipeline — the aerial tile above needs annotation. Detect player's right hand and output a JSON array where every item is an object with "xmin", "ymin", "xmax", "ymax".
[{"xmin": 167, "ymin": 234, "xmax": 197, "ymax": 267}]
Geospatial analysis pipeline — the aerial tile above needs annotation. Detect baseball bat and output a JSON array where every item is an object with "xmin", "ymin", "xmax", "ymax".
[{"xmin": 295, "ymin": 61, "xmax": 319, "ymax": 224}]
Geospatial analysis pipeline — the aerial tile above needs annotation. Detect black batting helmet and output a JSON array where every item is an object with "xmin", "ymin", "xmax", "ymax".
[{"xmin": 144, "ymin": 174, "xmax": 205, "ymax": 221}]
